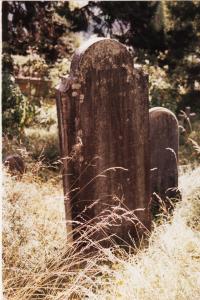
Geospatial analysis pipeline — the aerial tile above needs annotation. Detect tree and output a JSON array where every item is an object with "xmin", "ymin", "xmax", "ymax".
[
  {"xmin": 80, "ymin": 1, "xmax": 165, "ymax": 58},
  {"xmin": 2, "ymin": 1, "xmax": 78, "ymax": 62},
  {"xmin": 2, "ymin": 1, "xmax": 80, "ymax": 137},
  {"xmin": 165, "ymin": 1, "xmax": 200, "ymax": 112},
  {"xmin": 77, "ymin": 1, "xmax": 200, "ymax": 113}
]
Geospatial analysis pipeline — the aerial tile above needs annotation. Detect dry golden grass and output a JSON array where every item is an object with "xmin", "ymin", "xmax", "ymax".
[
  {"xmin": 2, "ymin": 166, "xmax": 200, "ymax": 300},
  {"xmin": 2, "ymin": 168, "xmax": 66, "ymax": 297}
]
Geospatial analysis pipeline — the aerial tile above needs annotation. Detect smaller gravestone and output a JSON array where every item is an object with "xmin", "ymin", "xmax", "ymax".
[
  {"xmin": 150, "ymin": 107, "xmax": 180, "ymax": 216},
  {"xmin": 4, "ymin": 155, "xmax": 25, "ymax": 175}
]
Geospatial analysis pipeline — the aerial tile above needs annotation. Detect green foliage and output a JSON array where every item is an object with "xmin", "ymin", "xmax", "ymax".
[
  {"xmin": 85, "ymin": 1, "xmax": 165, "ymax": 52},
  {"xmin": 13, "ymin": 52, "xmax": 49, "ymax": 78},
  {"xmin": 2, "ymin": 71, "xmax": 36, "ymax": 137},
  {"xmin": 48, "ymin": 57, "xmax": 71, "ymax": 88},
  {"xmin": 2, "ymin": 1, "xmax": 79, "ymax": 63},
  {"xmin": 78, "ymin": 1, "xmax": 200, "ymax": 113},
  {"xmin": 144, "ymin": 64, "xmax": 179, "ymax": 112},
  {"xmin": 165, "ymin": 1, "xmax": 200, "ymax": 113},
  {"xmin": 179, "ymin": 121, "xmax": 200, "ymax": 165},
  {"xmin": 2, "ymin": 0, "xmax": 200, "ymax": 147},
  {"xmin": 2, "ymin": 52, "xmax": 38, "ymax": 137}
]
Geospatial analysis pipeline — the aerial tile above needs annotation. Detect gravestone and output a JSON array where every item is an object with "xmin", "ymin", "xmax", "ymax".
[
  {"xmin": 149, "ymin": 107, "xmax": 180, "ymax": 215},
  {"xmin": 56, "ymin": 38, "xmax": 151, "ymax": 246}
]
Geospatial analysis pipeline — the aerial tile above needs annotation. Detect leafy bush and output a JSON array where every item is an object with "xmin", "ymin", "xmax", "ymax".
[
  {"xmin": 179, "ymin": 120, "xmax": 200, "ymax": 165},
  {"xmin": 146, "ymin": 64, "xmax": 180, "ymax": 112},
  {"xmin": 2, "ymin": 52, "xmax": 40, "ymax": 137},
  {"xmin": 2, "ymin": 71, "xmax": 36, "ymax": 137},
  {"xmin": 13, "ymin": 52, "xmax": 49, "ymax": 78}
]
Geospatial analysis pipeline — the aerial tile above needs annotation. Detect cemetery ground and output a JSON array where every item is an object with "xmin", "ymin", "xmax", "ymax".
[
  {"xmin": 3, "ymin": 102, "xmax": 200, "ymax": 300},
  {"xmin": 3, "ymin": 3, "xmax": 200, "ymax": 299}
]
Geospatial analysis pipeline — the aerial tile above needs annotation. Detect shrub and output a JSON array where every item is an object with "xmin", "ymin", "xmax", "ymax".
[
  {"xmin": 12, "ymin": 52, "xmax": 49, "ymax": 78},
  {"xmin": 2, "ymin": 54, "xmax": 36, "ymax": 137}
]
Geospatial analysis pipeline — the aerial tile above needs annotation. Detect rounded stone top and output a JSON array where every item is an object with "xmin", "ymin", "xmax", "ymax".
[
  {"xmin": 70, "ymin": 37, "xmax": 133, "ymax": 75},
  {"xmin": 149, "ymin": 107, "xmax": 179, "ymax": 125}
]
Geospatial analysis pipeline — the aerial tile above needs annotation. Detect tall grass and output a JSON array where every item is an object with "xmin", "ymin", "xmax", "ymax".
[{"xmin": 3, "ymin": 166, "xmax": 200, "ymax": 299}]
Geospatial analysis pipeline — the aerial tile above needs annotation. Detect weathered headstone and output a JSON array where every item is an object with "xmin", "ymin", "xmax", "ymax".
[
  {"xmin": 149, "ymin": 107, "xmax": 180, "ymax": 215},
  {"xmin": 56, "ymin": 38, "xmax": 151, "ymax": 246}
]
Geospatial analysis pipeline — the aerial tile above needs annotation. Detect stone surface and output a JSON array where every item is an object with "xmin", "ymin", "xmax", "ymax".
[
  {"xmin": 149, "ymin": 107, "xmax": 179, "ymax": 214},
  {"xmin": 56, "ymin": 38, "xmax": 151, "ymax": 246},
  {"xmin": 15, "ymin": 77, "xmax": 52, "ymax": 102}
]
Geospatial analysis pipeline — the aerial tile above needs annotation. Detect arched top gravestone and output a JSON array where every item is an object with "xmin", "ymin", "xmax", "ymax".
[
  {"xmin": 149, "ymin": 107, "xmax": 180, "ymax": 215},
  {"xmin": 70, "ymin": 38, "xmax": 133, "ymax": 74},
  {"xmin": 150, "ymin": 107, "xmax": 179, "ymax": 164},
  {"xmin": 58, "ymin": 38, "xmax": 136, "ymax": 93},
  {"xmin": 56, "ymin": 38, "xmax": 151, "ymax": 246}
]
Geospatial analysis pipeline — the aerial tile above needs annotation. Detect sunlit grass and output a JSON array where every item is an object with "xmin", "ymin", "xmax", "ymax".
[
  {"xmin": 3, "ymin": 169, "xmax": 66, "ymax": 297},
  {"xmin": 3, "ymin": 166, "xmax": 200, "ymax": 299}
]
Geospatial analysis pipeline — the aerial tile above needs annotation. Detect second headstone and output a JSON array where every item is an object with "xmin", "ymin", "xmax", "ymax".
[{"xmin": 150, "ymin": 107, "xmax": 180, "ymax": 215}]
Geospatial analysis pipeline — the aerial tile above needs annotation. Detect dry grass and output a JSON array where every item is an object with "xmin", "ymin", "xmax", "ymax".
[
  {"xmin": 2, "ymin": 166, "xmax": 200, "ymax": 300},
  {"xmin": 2, "ymin": 168, "xmax": 66, "ymax": 298}
]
